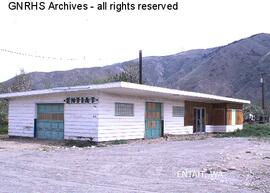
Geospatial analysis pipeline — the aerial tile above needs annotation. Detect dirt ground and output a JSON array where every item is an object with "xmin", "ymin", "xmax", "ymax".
[{"xmin": 0, "ymin": 136, "xmax": 269, "ymax": 193}]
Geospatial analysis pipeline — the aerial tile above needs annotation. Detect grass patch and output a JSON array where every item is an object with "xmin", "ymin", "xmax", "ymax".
[
  {"xmin": 222, "ymin": 124, "xmax": 270, "ymax": 138},
  {"xmin": 0, "ymin": 125, "xmax": 8, "ymax": 134}
]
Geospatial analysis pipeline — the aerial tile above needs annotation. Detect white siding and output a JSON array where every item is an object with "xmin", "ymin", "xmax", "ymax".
[
  {"xmin": 8, "ymin": 98, "xmax": 35, "ymax": 137},
  {"xmin": 206, "ymin": 125, "xmax": 243, "ymax": 133},
  {"xmin": 8, "ymin": 90, "xmax": 243, "ymax": 142},
  {"xmin": 65, "ymin": 103, "xmax": 98, "ymax": 140},
  {"xmin": 97, "ymin": 93, "xmax": 191, "ymax": 141},
  {"xmin": 164, "ymin": 101, "xmax": 193, "ymax": 135},
  {"xmin": 205, "ymin": 125, "xmax": 227, "ymax": 133},
  {"xmin": 8, "ymin": 92, "xmax": 98, "ymax": 140},
  {"xmin": 226, "ymin": 125, "xmax": 243, "ymax": 132},
  {"xmin": 97, "ymin": 93, "xmax": 145, "ymax": 141}
]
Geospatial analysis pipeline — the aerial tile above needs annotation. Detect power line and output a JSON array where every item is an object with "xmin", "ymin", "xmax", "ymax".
[{"xmin": 0, "ymin": 48, "xmax": 82, "ymax": 61}]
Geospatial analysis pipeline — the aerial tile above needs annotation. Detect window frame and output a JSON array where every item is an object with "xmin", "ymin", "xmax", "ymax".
[
  {"xmin": 115, "ymin": 102, "xmax": 134, "ymax": 117},
  {"xmin": 172, "ymin": 106, "xmax": 185, "ymax": 117}
]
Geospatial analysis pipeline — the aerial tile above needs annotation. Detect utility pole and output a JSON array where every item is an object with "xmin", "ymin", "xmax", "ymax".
[
  {"xmin": 260, "ymin": 73, "xmax": 265, "ymax": 110},
  {"xmin": 139, "ymin": 50, "xmax": 143, "ymax": 84}
]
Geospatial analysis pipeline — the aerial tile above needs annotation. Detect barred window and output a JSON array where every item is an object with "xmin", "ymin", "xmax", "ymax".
[
  {"xmin": 173, "ymin": 106, "xmax": 184, "ymax": 117},
  {"xmin": 115, "ymin": 103, "xmax": 134, "ymax": 116}
]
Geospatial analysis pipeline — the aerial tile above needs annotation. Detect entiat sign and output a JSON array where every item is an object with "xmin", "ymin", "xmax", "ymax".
[{"xmin": 64, "ymin": 97, "xmax": 99, "ymax": 104}]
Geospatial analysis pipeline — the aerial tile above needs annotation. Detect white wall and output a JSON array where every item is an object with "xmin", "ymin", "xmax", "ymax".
[
  {"xmin": 226, "ymin": 125, "xmax": 243, "ymax": 132},
  {"xmin": 8, "ymin": 92, "xmax": 99, "ymax": 140},
  {"xmin": 8, "ymin": 90, "xmax": 245, "ymax": 141},
  {"xmin": 64, "ymin": 103, "xmax": 98, "ymax": 140},
  {"xmin": 97, "ymin": 93, "xmax": 145, "ymax": 141},
  {"xmin": 205, "ymin": 125, "xmax": 227, "ymax": 133},
  {"xmin": 97, "ymin": 92, "xmax": 191, "ymax": 141},
  {"xmin": 8, "ymin": 98, "xmax": 35, "ymax": 137},
  {"xmin": 206, "ymin": 125, "xmax": 243, "ymax": 133},
  {"xmin": 10, "ymin": 90, "xmax": 248, "ymax": 142},
  {"xmin": 163, "ymin": 101, "xmax": 193, "ymax": 135},
  {"xmin": 8, "ymin": 91, "xmax": 191, "ymax": 142}
]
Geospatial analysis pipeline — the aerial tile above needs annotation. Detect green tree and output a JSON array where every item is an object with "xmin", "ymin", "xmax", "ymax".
[
  {"xmin": 10, "ymin": 68, "xmax": 32, "ymax": 92},
  {"xmin": 0, "ymin": 69, "xmax": 32, "ymax": 128},
  {"xmin": 243, "ymin": 104, "xmax": 264, "ymax": 120},
  {"xmin": 0, "ymin": 83, "xmax": 8, "ymax": 127},
  {"xmin": 0, "ymin": 100, "xmax": 8, "ymax": 127},
  {"xmin": 107, "ymin": 63, "xmax": 142, "ymax": 83},
  {"xmin": 91, "ymin": 78, "xmax": 110, "ymax": 85}
]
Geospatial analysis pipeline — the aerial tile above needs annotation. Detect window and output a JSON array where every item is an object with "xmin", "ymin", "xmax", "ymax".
[
  {"xmin": 115, "ymin": 103, "xmax": 134, "ymax": 116},
  {"xmin": 173, "ymin": 106, "xmax": 184, "ymax": 117}
]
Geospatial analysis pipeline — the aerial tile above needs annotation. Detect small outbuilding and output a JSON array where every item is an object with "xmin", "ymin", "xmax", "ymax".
[{"xmin": 0, "ymin": 82, "xmax": 250, "ymax": 141}]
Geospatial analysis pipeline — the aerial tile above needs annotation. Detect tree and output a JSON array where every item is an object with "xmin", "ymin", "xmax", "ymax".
[
  {"xmin": 0, "ymin": 83, "xmax": 8, "ymax": 127},
  {"xmin": 91, "ymin": 78, "xmax": 110, "ymax": 85},
  {"xmin": 265, "ymin": 103, "xmax": 270, "ymax": 117},
  {"xmin": 243, "ymin": 104, "xmax": 264, "ymax": 121},
  {"xmin": 107, "ymin": 63, "xmax": 142, "ymax": 83},
  {"xmin": 9, "ymin": 68, "xmax": 32, "ymax": 92},
  {"xmin": 0, "ymin": 100, "xmax": 8, "ymax": 127},
  {"xmin": 0, "ymin": 69, "xmax": 32, "ymax": 128},
  {"xmin": 0, "ymin": 83, "xmax": 7, "ymax": 94}
]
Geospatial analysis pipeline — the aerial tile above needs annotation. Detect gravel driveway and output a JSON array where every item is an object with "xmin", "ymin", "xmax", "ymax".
[{"xmin": 0, "ymin": 136, "xmax": 269, "ymax": 193}]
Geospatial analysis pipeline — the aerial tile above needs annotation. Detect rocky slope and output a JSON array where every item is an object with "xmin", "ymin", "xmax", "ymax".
[{"xmin": 2, "ymin": 33, "xmax": 270, "ymax": 104}]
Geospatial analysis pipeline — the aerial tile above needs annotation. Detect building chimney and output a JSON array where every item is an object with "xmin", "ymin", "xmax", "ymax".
[{"xmin": 139, "ymin": 50, "xmax": 142, "ymax": 84}]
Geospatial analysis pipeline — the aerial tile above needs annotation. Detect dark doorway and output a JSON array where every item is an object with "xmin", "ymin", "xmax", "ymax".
[{"xmin": 193, "ymin": 108, "xmax": 206, "ymax": 133}]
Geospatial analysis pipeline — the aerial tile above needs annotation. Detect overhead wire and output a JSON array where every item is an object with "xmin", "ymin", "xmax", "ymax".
[{"xmin": 0, "ymin": 48, "xmax": 82, "ymax": 61}]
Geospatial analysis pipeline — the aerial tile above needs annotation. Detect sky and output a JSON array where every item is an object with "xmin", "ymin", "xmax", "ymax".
[{"xmin": 0, "ymin": 0, "xmax": 270, "ymax": 82}]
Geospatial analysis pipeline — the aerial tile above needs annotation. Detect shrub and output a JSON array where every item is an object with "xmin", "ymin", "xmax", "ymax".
[
  {"xmin": 0, "ymin": 125, "xmax": 8, "ymax": 134},
  {"xmin": 223, "ymin": 124, "xmax": 270, "ymax": 138}
]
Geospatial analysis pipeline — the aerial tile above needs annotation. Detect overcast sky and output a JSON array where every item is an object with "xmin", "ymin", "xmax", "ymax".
[{"xmin": 0, "ymin": 0, "xmax": 270, "ymax": 82}]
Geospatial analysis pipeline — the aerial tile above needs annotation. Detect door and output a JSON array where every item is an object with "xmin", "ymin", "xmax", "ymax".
[
  {"xmin": 36, "ymin": 104, "xmax": 64, "ymax": 140},
  {"xmin": 145, "ymin": 102, "xmax": 162, "ymax": 139},
  {"xmin": 194, "ymin": 108, "xmax": 205, "ymax": 133}
]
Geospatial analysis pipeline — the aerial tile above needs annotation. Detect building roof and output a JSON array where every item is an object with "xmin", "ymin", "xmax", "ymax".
[{"xmin": 0, "ymin": 82, "xmax": 250, "ymax": 104}]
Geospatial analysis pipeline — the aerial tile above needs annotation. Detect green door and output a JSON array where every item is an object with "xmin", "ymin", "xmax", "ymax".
[
  {"xmin": 145, "ymin": 102, "xmax": 162, "ymax": 139},
  {"xmin": 36, "ymin": 104, "xmax": 64, "ymax": 140}
]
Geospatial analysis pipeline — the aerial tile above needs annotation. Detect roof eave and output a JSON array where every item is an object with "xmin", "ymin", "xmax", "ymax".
[{"xmin": 0, "ymin": 81, "xmax": 251, "ymax": 104}]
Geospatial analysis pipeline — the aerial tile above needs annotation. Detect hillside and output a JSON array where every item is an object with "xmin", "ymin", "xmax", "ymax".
[{"xmin": 2, "ymin": 33, "xmax": 270, "ymax": 104}]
